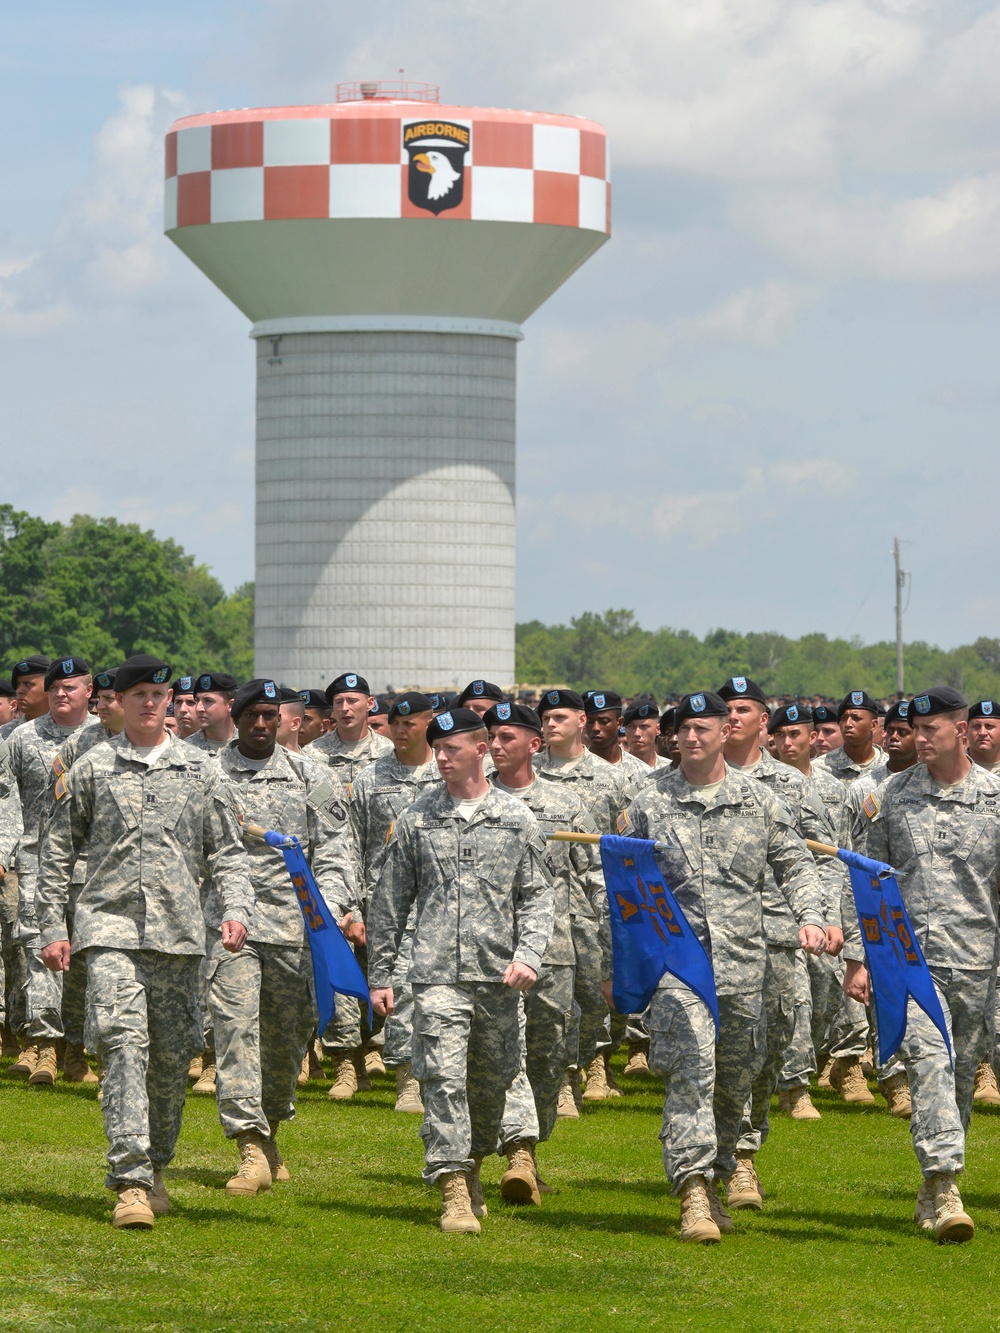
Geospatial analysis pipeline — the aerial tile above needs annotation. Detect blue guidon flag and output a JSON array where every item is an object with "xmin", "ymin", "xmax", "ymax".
[
  {"xmin": 262, "ymin": 829, "xmax": 371, "ymax": 1033},
  {"xmin": 600, "ymin": 834, "xmax": 718, "ymax": 1035},
  {"xmin": 840, "ymin": 845, "xmax": 951, "ymax": 1067}
]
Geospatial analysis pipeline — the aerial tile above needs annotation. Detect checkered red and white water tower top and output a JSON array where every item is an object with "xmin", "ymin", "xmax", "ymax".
[{"xmin": 164, "ymin": 82, "xmax": 610, "ymax": 326}]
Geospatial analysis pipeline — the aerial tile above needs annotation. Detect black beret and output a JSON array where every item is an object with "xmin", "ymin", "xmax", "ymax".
[
  {"xmin": 0, "ymin": 678, "xmax": 14, "ymax": 698},
  {"xmin": 93, "ymin": 668, "xmax": 119, "ymax": 692},
  {"xmin": 166, "ymin": 699, "xmax": 175, "ymax": 716},
  {"xmin": 231, "ymin": 678, "xmax": 280, "ymax": 719},
  {"xmin": 910, "ymin": 687, "xmax": 968, "ymax": 718},
  {"xmin": 537, "ymin": 688, "xmax": 585, "ymax": 716},
  {"xmin": 11, "ymin": 655, "xmax": 52, "ymax": 684},
  {"xmin": 717, "ymin": 676, "xmax": 768, "ymax": 705},
  {"xmin": 767, "ymin": 702, "xmax": 813, "ymax": 734},
  {"xmin": 969, "ymin": 700, "xmax": 1000, "ymax": 721},
  {"xmin": 484, "ymin": 701, "xmax": 542, "ymax": 733},
  {"xmin": 457, "ymin": 680, "xmax": 504, "ymax": 706},
  {"xmin": 875, "ymin": 702, "xmax": 888, "ymax": 717},
  {"xmin": 278, "ymin": 684, "xmax": 302, "ymax": 703},
  {"xmin": 325, "ymin": 672, "xmax": 370, "ymax": 702},
  {"xmin": 884, "ymin": 700, "xmax": 913, "ymax": 726},
  {"xmin": 299, "ymin": 689, "xmax": 331, "ymax": 711},
  {"xmin": 428, "ymin": 692, "xmax": 455, "ymax": 713},
  {"xmin": 813, "ymin": 704, "xmax": 838, "ymax": 724},
  {"xmin": 43, "ymin": 656, "xmax": 91, "ymax": 690},
  {"xmin": 369, "ymin": 695, "xmax": 391, "ymax": 716},
  {"xmin": 584, "ymin": 690, "xmax": 623, "ymax": 716},
  {"xmin": 427, "ymin": 707, "xmax": 488, "ymax": 743},
  {"xmin": 388, "ymin": 691, "xmax": 433, "ymax": 721},
  {"xmin": 838, "ymin": 690, "xmax": 879, "ymax": 719},
  {"xmin": 675, "ymin": 691, "xmax": 729, "ymax": 723},
  {"xmin": 116, "ymin": 654, "xmax": 172, "ymax": 692},
  {"xmin": 623, "ymin": 699, "xmax": 659, "ymax": 726},
  {"xmin": 194, "ymin": 672, "xmax": 238, "ymax": 696},
  {"xmin": 172, "ymin": 675, "xmax": 196, "ymax": 696},
  {"xmin": 659, "ymin": 707, "xmax": 677, "ymax": 734}
]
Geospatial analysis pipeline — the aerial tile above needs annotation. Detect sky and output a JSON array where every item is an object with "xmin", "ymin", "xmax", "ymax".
[{"xmin": 3, "ymin": 1, "xmax": 1000, "ymax": 648}]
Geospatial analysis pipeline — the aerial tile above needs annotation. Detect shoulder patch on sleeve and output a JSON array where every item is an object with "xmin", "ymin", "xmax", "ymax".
[
  {"xmin": 616, "ymin": 809, "xmax": 630, "ymax": 834},
  {"xmin": 862, "ymin": 792, "xmax": 879, "ymax": 820},
  {"xmin": 54, "ymin": 773, "xmax": 68, "ymax": 801},
  {"xmin": 51, "ymin": 754, "xmax": 66, "ymax": 779}
]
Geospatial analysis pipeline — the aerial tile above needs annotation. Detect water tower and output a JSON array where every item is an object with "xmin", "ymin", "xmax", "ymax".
[{"xmin": 164, "ymin": 82, "xmax": 610, "ymax": 690}]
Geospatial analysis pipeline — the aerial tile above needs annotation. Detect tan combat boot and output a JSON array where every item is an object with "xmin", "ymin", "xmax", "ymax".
[
  {"xmin": 529, "ymin": 1143, "xmax": 554, "ymax": 1195},
  {"xmin": 364, "ymin": 1048, "xmax": 386, "ymax": 1077},
  {"xmin": 556, "ymin": 1069, "xmax": 580, "ymax": 1120},
  {"xmin": 623, "ymin": 1039, "xmax": 651, "ymax": 1076},
  {"xmin": 879, "ymin": 1071, "xmax": 912, "ymax": 1119},
  {"xmin": 28, "ymin": 1041, "xmax": 59, "ymax": 1085},
  {"xmin": 726, "ymin": 1151, "xmax": 763, "ymax": 1210},
  {"xmin": 438, "ymin": 1171, "xmax": 480, "ymax": 1233},
  {"xmin": 393, "ymin": 1063, "xmax": 424, "ymax": 1113},
  {"xmin": 973, "ymin": 1059, "xmax": 1000, "ymax": 1107},
  {"xmin": 8, "ymin": 1042, "xmax": 39, "ymax": 1078},
  {"xmin": 327, "ymin": 1053, "xmax": 358, "ymax": 1100},
  {"xmin": 188, "ymin": 1053, "xmax": 203, "ymax": 1082},
  {"xmin": 308, "ymin": 1040, "xmax": 325, "ymax": 1080},
  {"xmin": 149, "ymin": 1169, "xmax": 170, "ymax": 1216},
  {"xmin": 500, "ymin": 1140, "xmax": 541, "ymax": 1206},
  {"xmin": 830, "ymin": 1056, "xmax": 875, "ymax": 1104},
  {"xmin": 679, "ymin": 1175, "xmax": 721, "ymax": 1243},
  {"xmin": 192, "ymin": 1052, "xmax": 217, "ymax": 1095},
  {"xmin": 226, "ymin": 1131, "xmax": 273, "ymax": 1197},
  {"xmin": 787, "ymin": 1086, "xmax": 822, "ymax": 1120},
  {"xmin": 265, "ymin": 1120, "xmax": 291, "ymax": 1182},
  {"xmin": 931, "ymin": 1172, "xmax": 974, "ymax": 1243},
  {"xmin": 914, "ymin": 1177, "xmax": 935, "ymax": 1232},
  {"xmin": 582, "ymin": 1053, "xmax": 610, "ymax": 1101},
  {"xmin": 297, "ymin": 1050, "xmax": 310, "ymax": 1086},
  {"xmin": 604, "ymin": 1054, "xmax": 623, "ymax": 1097},
  {"xmin": 816, "ymin": 1055, "xmax": 834, "ymax": 1089},
  {"xmin": 468, "ymin": 1156, "xmax": 488, "ymax": 1218},
  {"xmin": 353, "ymin": 1049, "xmax": 372, "ymax": 1092},
  {"xmin": 113, "ymin": 1185, "xmax": 154, "ymax": 1229},
  {"xmin": 861, "ymin": 1047, "xmax": 874, "ymax": 1079},
  {"xmin": 63, "ymin": 1042, "xmax": 98, "ymax": 1084}
]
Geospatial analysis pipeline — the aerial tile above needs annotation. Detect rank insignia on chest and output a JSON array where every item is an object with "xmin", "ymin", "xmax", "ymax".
[{"xmin": 460, "ymin": 845, "xmax": 474, "ymax": 860}]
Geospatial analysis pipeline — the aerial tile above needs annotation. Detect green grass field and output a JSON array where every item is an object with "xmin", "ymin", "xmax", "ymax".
[{"xmin": 2, "ymin": 1055, "xmax": 999, "ymax": 1332}]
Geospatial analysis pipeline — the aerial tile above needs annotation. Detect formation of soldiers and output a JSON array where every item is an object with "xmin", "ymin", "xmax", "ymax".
[{"xmin": 0, "ymin": 653, "xmax": 997, "ymax": 1245}]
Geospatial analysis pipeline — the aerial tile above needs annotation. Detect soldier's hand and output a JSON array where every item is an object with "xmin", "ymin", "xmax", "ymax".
[
  {"xmin": 601, "ymin": 979, "xmax": 615, "ymax": 1009},
  {"xmin": 502, "ymin": 961, "xmax": 537, "ymax": 991},
  {"xmin": 221, "ymin": 919, "xmax": 248, "ymax": 953},
  {"xmin": 824, "ymin": 925, "xmax": 844, "ymax": 957},
  {"xmin": 843, "ymin": 959, "xmax": 871, "ymax": 1005},
  {"xmin": 371, "ymin": 986, "xmax": 394, "ymax": 1016},
  {"xmin": 338, "ymin": 911, "xmax": 366, "ymax": 946},
  {"xmin": 41, "ymin": 940, "xmax": 71, "ymax": 972},
  {"xmin": 799, "ymin": 924, "xmax": 826, "ymax": 955}
]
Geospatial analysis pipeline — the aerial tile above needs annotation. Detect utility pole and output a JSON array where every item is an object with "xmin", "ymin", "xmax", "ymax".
[{"xmin": 893, "ymin": 537, "xmax": 907, "ymax": 699}]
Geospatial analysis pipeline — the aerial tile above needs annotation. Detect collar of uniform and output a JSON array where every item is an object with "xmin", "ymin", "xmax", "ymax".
[
  {"xmin": 909, "ymin": 760, "xmax": 993, "ymax": 804},
  {"xmin": 224, "ymin": 740, "xmax": 292, "ymax": 777},
  {"xmin": 36, "ymin": 713, "xmax": 84, "ymax": 741},
  {"xmin": 381, "ymin": 752, "xmax": 437, "ymax": 783},
  {"xmin": 429, "ymin": 782, "xmax": 508, "ymax": 824},
  {"xmin": 670, "ymin": 763, "xmax": 754, "ymax": 810},
  {"xmin": 112, "ymin": 730, "xmax": 190, "ymax": 768}
]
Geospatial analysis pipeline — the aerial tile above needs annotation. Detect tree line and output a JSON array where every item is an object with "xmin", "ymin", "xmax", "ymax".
[{"xmin": 514, "ymin": 609, "xmax": 1000, "ymax": 702}]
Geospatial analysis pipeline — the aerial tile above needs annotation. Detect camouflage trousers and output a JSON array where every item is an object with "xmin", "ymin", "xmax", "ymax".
[
  {"xmin": 805, "ymin": 950, "xmax": 867, "ymax": 1062},
  {"xmin": 322, "ymin": 939, "xmax": 384, "ymax": 1054},
  {"xmin": 649, "ymin": 984, "xmax": 766, "ymax": 1193},
  {"xmin": 22, "ymin": 945, "xmax": 64, "ymax": 1042},
  {"xmin": 208, "ymin": 940, "xmax": 316, "ymax": 1137},
  {"xmin": 84, "ymin": 947, "xmax": 202, "ymax": 1190},
  {"xmin": 500, "ymin": 963, "xmax": 575, "ymax": 1149},
  {"xmin": 737, "ymin": 945, "xmax": 799, "ymax": 1153},
  {"xmin": 411, "ymin": 981, "xmax": 521, "ymax": 1184},
  {"xmin": 569, "ymin": 915, "xmax": 608, "ymax": 1069},
  {"xmin": 900, "ymin": 966, "xmax": 994, "ymax": 1178},
  {"xmin": 0, "ymin": 870, "xmax": 19, "ymax": 1031}
]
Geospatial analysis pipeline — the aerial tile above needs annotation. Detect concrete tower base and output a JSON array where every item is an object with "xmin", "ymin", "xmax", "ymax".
[{"xmin": 253, "ymin": 326, "xmax": 517, "ymax": 692}]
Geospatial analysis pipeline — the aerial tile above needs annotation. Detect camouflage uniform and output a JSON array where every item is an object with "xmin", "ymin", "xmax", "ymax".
[
  {"xmin": 814, "ymin": 744, "xmax": 886, "ymax": 785},
  {"xmin": 8, "ymin": 714, "xmax": 90, "ymax": 1042},
  {"xmin": 368, "ymin": 785, "xmax": 553, "ymax": 1183},
  {"xmin": 0, "ymin": 739, "xmax": 23, "ymax": 1029},
  {"xmin": 732, "ymin": 751, "xmax": 843, "ymax": 1152},
  {"xmin": 493, "ymin": 775, "xmax": 606, "ymax": 1148},
  {"xmin": 207, "ymin": 741, "xmax": 353, "ymax": 1137},
  {"xmin": 343, "ymin": 752, "xmax": 441, "ymax": 1065},
  {"xmin": 184, "ymin": 728, "xmax": 234, "ymax": 753},
  {"xmin": 37, "ymin": 732, "xmax": 253, "ymax": 1191},
  {"xmin": 308, "ymin": 727, "xmax": 393, "ymax": 790},
  {"xmin": 534, "ymin": 749, "xmax": 634, "ymax": 1068},
  {"xmin": 624, "ymin": 765, "xmax": 823, "ymax": 1192},
  {"xmin": 844, "ymin": 763, "xmax": 1000, "ymax": 1177}
]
